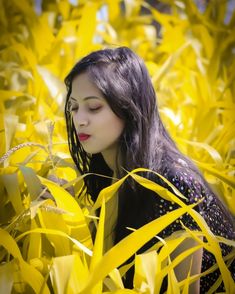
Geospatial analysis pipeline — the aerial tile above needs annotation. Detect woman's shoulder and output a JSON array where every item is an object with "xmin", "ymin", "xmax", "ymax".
[
  {"xmin": 158, "ymin": 158, "xmax": 220, "ymax": 215},
  {"xmin": 159, "ymin": 159, "xmax": 234, "ymax": 239},
  {"xmin": 161, "ymin": 159, "xmax": 207, "ymax": 200}
]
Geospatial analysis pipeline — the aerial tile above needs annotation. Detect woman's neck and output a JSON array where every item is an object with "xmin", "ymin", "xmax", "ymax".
[{"xmin": 101, "ymin": 145, "xmax": 120, "ymax": 177}]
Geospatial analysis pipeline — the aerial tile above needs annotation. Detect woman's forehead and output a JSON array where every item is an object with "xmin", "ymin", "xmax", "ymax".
[{"xmin": 70, "ymin": 73, "xmax": 105, "ymax": 101}]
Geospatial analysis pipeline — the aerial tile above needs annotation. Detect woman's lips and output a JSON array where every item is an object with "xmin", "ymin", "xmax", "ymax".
[{"xmin": 78, "ymin": 133, "xmax": 91, "ymax": 141}]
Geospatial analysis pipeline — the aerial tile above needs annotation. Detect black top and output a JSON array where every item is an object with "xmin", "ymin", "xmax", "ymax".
[{"xmin": 120, "ymin": 166, "xmax": 235, "ymax": 293}]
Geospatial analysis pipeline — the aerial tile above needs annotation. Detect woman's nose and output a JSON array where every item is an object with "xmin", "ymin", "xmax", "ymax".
[
  {"xmin": 79, "ymin": 120, "xmax": 88, "ymax": 127},
  {"xmin": 73, "ymin": 110, "xmax": 89, "ymax": 127}
]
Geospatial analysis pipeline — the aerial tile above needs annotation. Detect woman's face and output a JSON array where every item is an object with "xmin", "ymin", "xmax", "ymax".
[{"xmin": 69, "ymin": 72, "xmax": 125, "ymax": 158}]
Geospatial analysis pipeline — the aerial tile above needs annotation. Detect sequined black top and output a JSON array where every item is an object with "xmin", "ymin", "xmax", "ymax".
[
  {"xmin": 149, "ymin": 167, "xmax": 235, "ymax": 293},
  {"xmin": 121, "ymin": 166, "xmax": 235, "ymax": 293}
]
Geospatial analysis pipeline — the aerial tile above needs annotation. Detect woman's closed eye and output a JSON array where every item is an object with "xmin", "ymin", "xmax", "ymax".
[
  {"xmin": 69, "ymin": 101, "xmax": 103, "ymax": 113},
  {"xmin": 88, "ymin": 106, "xmax": 102, "ymax": 112},
  {"xmin": 71, "ymin": 105, "xmax": 78, "ymax": 112}
]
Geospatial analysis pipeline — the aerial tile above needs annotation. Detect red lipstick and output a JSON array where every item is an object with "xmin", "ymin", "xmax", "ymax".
[{"xmin": 78, "ymin": 133, "xmax": 90, "ymax": 141}]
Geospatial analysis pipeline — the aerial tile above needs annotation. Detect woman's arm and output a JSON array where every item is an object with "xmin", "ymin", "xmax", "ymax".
[
  {"xmin": 171, "ymin": 237, "xmax": 202, "ymax": 294},
  {"xmin": 157, "ymin": 168, "xmax": 205, "ymax": 293}
]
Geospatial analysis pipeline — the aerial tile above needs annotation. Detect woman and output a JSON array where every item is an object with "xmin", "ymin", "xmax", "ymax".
[{"xmin": 64, "ymin": 46, "xmax": 234, "ymax": 293}]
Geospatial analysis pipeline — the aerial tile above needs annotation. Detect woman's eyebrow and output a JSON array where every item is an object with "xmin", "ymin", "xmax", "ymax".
[{"xmin": 69, "ymin": 96, "xmax": 102, "ymax": 102}]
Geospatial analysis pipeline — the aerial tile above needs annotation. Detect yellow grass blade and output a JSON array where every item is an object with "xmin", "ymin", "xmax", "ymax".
[
  {"xmin": 15, "ymin": 227, "xmax": 92, "ymax": 257},
  {"xmin": 27, "ymin": 218, "xmax": 42, "ymax": 260},
  {"xmin": 0, "ymin": 261, "xmax": 14, "ymax": 294},
  {"xmin": 51, "ymin": 255, "xmax": 75, "ymax": 294},
  {"xmin": 20, "ymin": 165, "xmax": 42, "ymax": 201},
  {"xmin": 75, "ymin": 1, "xmax": 100, "ymax": 58},
  {"xmin": 0, "ymin": 228, "xmax": 50, "ymax": 293},
  {"xmin": 79, "ymin": 204, "xmax": 196, "ymax": 294},
  {"xmin": 89, "ymin": 198, "xmax": 106, "ymax": 294},
  {"xmin": 1, "ymin": 173, "xmax": 24, "ymax": 214}
]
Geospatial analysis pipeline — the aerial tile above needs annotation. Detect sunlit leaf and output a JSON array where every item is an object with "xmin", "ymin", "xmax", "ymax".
[{"xmin": 0, "ymin": 228, "xmax": 50, "ymax": 293}]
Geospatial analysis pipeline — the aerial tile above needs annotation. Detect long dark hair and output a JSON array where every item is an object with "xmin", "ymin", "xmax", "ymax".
[{"xmin": 64, "ymin": 47, "xmax": 234, "ymax": 243}]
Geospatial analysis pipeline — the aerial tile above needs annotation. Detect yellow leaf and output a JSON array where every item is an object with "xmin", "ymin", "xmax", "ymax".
[
  {"xmin": 1, "ymin": 173, "xmax": 24, "ymax": 214},
  {"xmin": 27, "ymin": 218, "xmax": 42, "ymax": 260},
  {"xmin": 75, "ymin": 1, "xmax": 100, "ymax": 58},
  {"xmin": 51, "ymin": 255, "xmax": 75, "ymax": 294},
  {"xmin": 0, "ymin": 261, "xmax": 14, "ymax": 294},
  {"xmin": 15, "ymin": 227, "xmax": 92, "ymax": 257},
  {"xmin": 20, "ymin": 165, "xmax": 42, "ymax": 201},
  {"xmin": 0, "ymin": 228, "xmax": 50, "ymax": 293},
  {"xmin": 37, "ymin": 208, "xmax": 71, "ymax": 256},
  {"xmin": 67, "ymin": 254, "xmax": 90, "ymax": 293},
  {"xmin": 79, "ymin": 204, "xmax": 195, "ymax": 294}
]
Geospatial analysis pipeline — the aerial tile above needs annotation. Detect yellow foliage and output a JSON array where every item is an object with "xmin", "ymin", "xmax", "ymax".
[{"xmin": 0, "ymin": 0, "xmax": 234, "ymax": 293}]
